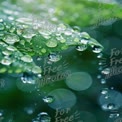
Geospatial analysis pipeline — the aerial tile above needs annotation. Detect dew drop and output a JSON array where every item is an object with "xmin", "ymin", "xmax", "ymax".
[
  {"xmin": 101, "ymin": 79, "xmax": 106, "ymax": 84},
  {"xmin": 92, "ymin": 45, "xmax": 103, "ymax": 53},
  {"xmin": 37, "ymin": 74, "xmax": 42, "ymax": 78},
  {"xmin": 21, "ymin": 55, "xmax": 33, "ymax": 63},
  {"xmin": 43, "ymin": 96, "xmax": 54, "ymax": 104},
  {"xmin": 107, "ymin": 103, "xmax": 116, "ymax": 110},
  {"xmin": 76, "ymin": 45, "xmax": 87, "ymax": 51},
  {"xmin": 24, "ymin": 106, "xmax": 34, "ymax": 115},
  {"xmin": 97, "ymin": 53, "xmax": 103, "ymax": 58},
  {"xmin": 32, "ymin": 66, "xmax": 42, "ymax": 74},
  {"xmin": 101, "ymin": 89, "xmax": 108, "ymax": 94},
  {"xmin": 64, "ymin": 30, "xmax": 72, "ymax": 36},
  {"xmin": 41, "ymin": 48, "xmax": 46, "ymax": 54},
  {"xmin": 101, "ymin": 68, "xmax": 110, "ymax": 75},
  {"xmin": 81, "ymin": 32, "xmax": 90, "ymax": 39},
  {"xmin": 80, "ymin": 39, "xmax": 88, "ymax": 44},
  {"xmin": 22, "ymin": 29, "xmax": 36, "ymax": 39},
  {"xmin": 109, "ymin": 113, "xmax": 120, "ymax": 118},
  {"xmin": 37, "ymin": 112, "xmax": 51, "ymax": 122},
  {"xmin": 4, "ymin": 34, "xmax": 19, "ymax": 44},
  {"xmin": 0, "ymin": 19, "xmax": 3, "ymax": 22},
  {"xmin": 2, "ymin": 50, "xmax": 12, "ymax": 56},
  {"xmin": 1, "ymin": 57, "xmax": 13, "ymax": 66},
  {"xmin": 48, "ymin": 53, "xmax": 62, "ymax": 62},
  {"xmin": 21, "ymin": 73, "xmax": 36, "ymax": 84},
  {"xmin": 46, "ymin": 40, "xmax": 58, "ymax": 48},
  {"xmin": 73, "ymin": 26, "xmax": 81, "ymax": 32},
  {"xmin": 7, "ymin": 46, "xmax": 16, "ymax": 51},
  {"xmin": 97, "ymin": 75, "xmax": 102, "ymax": 79}
]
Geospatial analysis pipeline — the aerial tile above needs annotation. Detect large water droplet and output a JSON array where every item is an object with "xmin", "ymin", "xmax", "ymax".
[
  {"xmin": 48, "ymin": 53, "xmax": 62, "ymax": 62},
  {"xmin": 4, "ymin": 34, "xmax": 19, "ymax": 44},
  {"xmin": 46, "ymin": 40, "xmax": 58, "ymax": 48},
  {"xmin": 43, "ymin": 96, "xmax": 54, "ymax": 103},
  {"xmin": 21, "ymin": 55, "xmax": 33, "ymax": 63}
]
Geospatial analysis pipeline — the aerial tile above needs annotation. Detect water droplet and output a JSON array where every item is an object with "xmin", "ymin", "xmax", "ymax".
[
  {"xmin": 21, "ymin": 73, "xmax": 36, "ymax": 84},
  {"xmin": 101, "ymin": 88, "xmax": 108, "ymax": 94},
  {"xmin": 60, "ymin": 39, "xmax": 66, "ymax": 43},
  {"xmin": 43, "ymin": 96, "xmax": 54, "ymax": 103},
  {"xmin": 99, "ymin": 62, "xmax": 103, "ymax": 65},
  {"xmin": 7, "ymin": 46, "xmax": 16, "ymax": 51},
  {"xmin": 22, "ymin": 29, "xmax": 36, "ymax": 39},
  {"xmin": 64, "ymin": 30, "xmax": 72, "ymax": 36},
  {"xmin": 1, "ymin": 57, "xmax": 13, "ymax": 66},
  {"xmin": 0, "ymin": 19, "xmax": 3, "ymax": 22},
  {"xmin": 101, "ymin": 79, "xmax": 106, "ymax": 84},
  {"xmin": 37, "ymin": 74, "xmax": 42, "ymax": 78},
  {"xmin": 73, "ymin": 26, "xmax": 81, "ymax": 32},
  {"xmin": 107, "ymin": 103, "xmax": 116, "ymax": 110},
  {"xmin": 46, "ymin": 40, "xmax": 58, "ymax": 48},
  {"xmin": 97, "ymin": 75, "xmax": 101, "ymax": 79},
  {"xmin": 0, "ymin": 23, "xmax": 4, "ymax": 30},
  {"xmin": 24, "ymin": 106, "xmax": 34, "ymax": 115},
  {"xmin": 0, "ymin": 109, "xmax": 4, "ymax": 116},
  {"xmin": 4, "ymin": 34, "xmax": 19, "ymax": 44},
  {"xmin": 81, "ymin": 32, "xmax": 90, "ymax": 39},
  {"xmin": 41, "ymin": 48, "xmax": 46, "ymax": 54},
  {"xmin": 109, "ymin": 113, "xmax": 120, "ymax": 118},
  {"xmin": 2, "ymin": 50, "xmax": 12, "ymax": 56},
  {"xmin": 76, "ymin": 45, "xmax": 87, "ymax": 51},
  {"xmin": 32, "ymin": 66, "xmax": 42, "ymax": 74},
  {"xmin": 92, "ymin": 45, "xmax": 103, "ymax": 53},
  {"xmin": 101, "ymin": 68, "xmax": 110, "ymax": 75},
  {"xmin": 98, "ymin": 66, "xmax": 103, "ymax": 71},
  {"xmin": 9, "ymin": 26, "xmax": 16, "ymax": 33},
  {"xmin": 48, "ymin": 53, "xmax": 62, "ymax": 62},
  {"xmin": 21, "ymin": 55, "xmax": 33, "ymax": 63},
  {"xmin": 37, "ymin": 112, "xmax": 51, "ymax": 122},
  {"xmin": 57, "ymin": 24, "xmax": 66, "ymax": 32},
  {"xmin": 97, "ymin": 53, "xmax": 103, "ymax": 58},
  {"xmin": 80, "ymin": 39, "xmax": 88, "ymax": 44}
]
